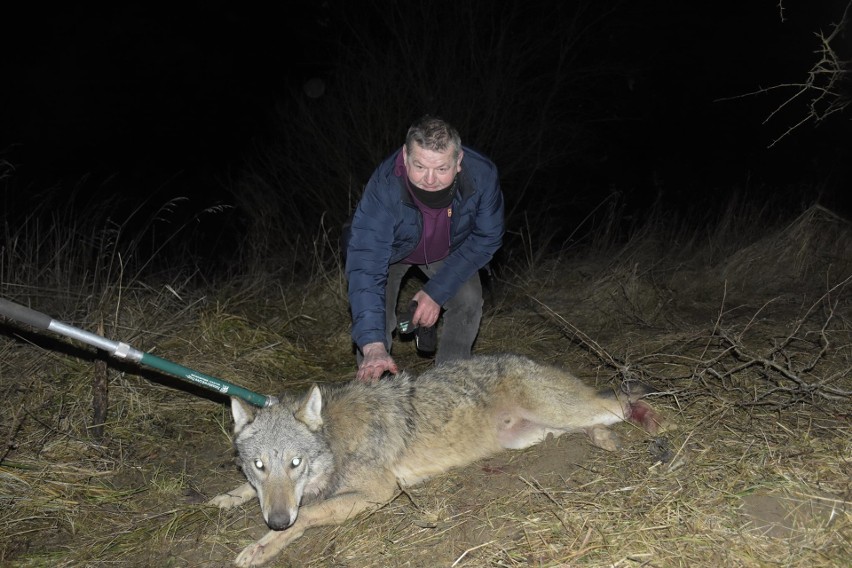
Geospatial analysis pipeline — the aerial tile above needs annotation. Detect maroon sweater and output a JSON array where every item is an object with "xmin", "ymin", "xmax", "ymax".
[{"xmin": 394, "ymin": 151, "xmax": 453, "ymax": 265}]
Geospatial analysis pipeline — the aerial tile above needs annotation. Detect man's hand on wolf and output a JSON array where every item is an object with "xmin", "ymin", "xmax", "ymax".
[
  {"xmin": 356, "ymin": 291, "xmax": 438, "ymax": 382},
  {"xmin": 357, "ymin": 342, "xmax": 399, "ymax": 382}
]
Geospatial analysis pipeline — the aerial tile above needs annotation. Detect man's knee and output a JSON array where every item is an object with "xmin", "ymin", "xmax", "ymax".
[{"xmin": 447, "ymin": 277, "xmax": 482, "ymax": 312}]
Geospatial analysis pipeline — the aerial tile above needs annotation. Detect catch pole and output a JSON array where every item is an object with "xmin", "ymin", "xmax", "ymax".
[{"xmin": 0, "ymin": 297, "xmax": 276, "ymax": 407}]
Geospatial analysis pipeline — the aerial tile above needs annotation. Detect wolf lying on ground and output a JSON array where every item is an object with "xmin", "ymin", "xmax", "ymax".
[{"xmin": 210, "ymin": 353, "xmax": 669, "ymax": 567}]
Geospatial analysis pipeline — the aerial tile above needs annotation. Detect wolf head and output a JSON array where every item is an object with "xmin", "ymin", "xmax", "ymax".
[{"xmin": 230, "ymin": 386, "xmax": 334, "ymax": 530}]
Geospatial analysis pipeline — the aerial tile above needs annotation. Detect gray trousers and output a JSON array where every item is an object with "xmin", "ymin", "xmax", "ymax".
[{"xmin": 384, "ymin": 259, "xmax": 483, "ymax": 364}]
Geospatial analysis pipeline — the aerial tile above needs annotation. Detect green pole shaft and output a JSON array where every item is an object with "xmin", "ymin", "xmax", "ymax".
[{"xmin": 139, "ymin": 353, "xmax": 272, "ymax": 407}]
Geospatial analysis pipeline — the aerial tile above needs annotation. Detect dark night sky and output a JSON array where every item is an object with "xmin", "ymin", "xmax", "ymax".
[
  {"xmin": 2, "ymin": 3, "xmax": 324, "ymax": 180},
  {"xmin": 1, "ymin": 1, "xmax": 850, "ymax": 214}
]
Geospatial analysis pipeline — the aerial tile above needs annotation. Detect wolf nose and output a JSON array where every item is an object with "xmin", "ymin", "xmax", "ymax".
[{"xmin": 266, "ymin": 511, "xmax": 295, "ymax": 531}]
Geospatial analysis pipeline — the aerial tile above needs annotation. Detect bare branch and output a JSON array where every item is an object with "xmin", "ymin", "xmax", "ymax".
[
  {"xmin": 766, "ymin": 0, "xmax": 851, "ymax": 146},
  {"xmin": 717, "ymin": 1, "xmax": 851, "ymax": 147},
  {"xmin": 535, "ymin": 272, "xmax": 852, "ymax": 410}
]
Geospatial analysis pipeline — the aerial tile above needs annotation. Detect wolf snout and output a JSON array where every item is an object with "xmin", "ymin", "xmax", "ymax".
[{"xmin": 265, "ymin": 509, "xmax": 297, "ymax": 531}]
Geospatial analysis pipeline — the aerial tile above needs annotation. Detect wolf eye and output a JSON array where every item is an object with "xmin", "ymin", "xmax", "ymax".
[
  {"xmin": 290, "ymin": 457, "xmax": 302, "ymax": 468},
  {"xmin": 254, "ymin": 459, "xmax": 264, "ymax": 470}
]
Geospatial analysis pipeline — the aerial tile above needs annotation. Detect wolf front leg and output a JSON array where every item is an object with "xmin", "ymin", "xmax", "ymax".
[
  {"xmin": 209, "ymin": 482, "xmax": 257, "ymax": 508},
  {"xmin": 234, "ymin": 488, "xmax": 396, "ymax": 567}
]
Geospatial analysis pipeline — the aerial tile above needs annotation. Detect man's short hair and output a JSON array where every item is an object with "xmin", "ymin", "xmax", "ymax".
[{"xmin": 405, "ymin": 115, "xmax": 462, "ymax": 162}]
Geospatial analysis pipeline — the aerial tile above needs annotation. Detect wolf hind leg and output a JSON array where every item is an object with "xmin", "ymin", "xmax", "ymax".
[
  {"xmin": 585, "ymin": 425, "xmax": 622, "ymax": 451},
  {"xmin": 583, "ymin": 399, "xmax": 674, "ymax": 451},
  {"xmin": 497, "ymin": 383, "xmax": 667, "ymax": 452},
  {"xmin": 625, "ymin": 399, "xmax": 672, "ymax": 434},
  {"xmin": 209, "ymin": 482, "xmax": 257, "ymax": 509}
]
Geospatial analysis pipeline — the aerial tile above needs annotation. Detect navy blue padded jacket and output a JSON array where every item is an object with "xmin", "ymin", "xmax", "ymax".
[{"xmin": 344, "ymin": 145, "xmax": 504, "ymax": 350}]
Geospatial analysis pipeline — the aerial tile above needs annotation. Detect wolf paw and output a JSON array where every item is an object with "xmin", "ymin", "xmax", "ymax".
[
  {"xmin": 208, "ymin": 482, "xmax": 257, "ymax": 509},
  {"xmin": 233, "ymin": 528, "xmax": 296, "ymax": 566},
  {"xmin": 234, "ymin": 541, "xmax": 269, "ymax": 567},
  {"xmin": 585, "ymin": 426, "xmax": 621, "ymax": 452},
  {"xmin": 235, "ymin": 530, "xmax": 293, "ymax": 567},
  {"xmin": 209, "ymin": 493, "xmax": 246, "ymax": 508}
]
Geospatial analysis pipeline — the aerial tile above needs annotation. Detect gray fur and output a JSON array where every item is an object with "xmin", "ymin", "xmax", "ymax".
[{"xmin": 210, "ymin": 353, "xmax": 667, "ymax": 566}]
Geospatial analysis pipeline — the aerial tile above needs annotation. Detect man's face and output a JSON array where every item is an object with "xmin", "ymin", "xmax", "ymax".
[{"xmin": 403, "ymin": 143, "xmax": 463, "ymax": 192}]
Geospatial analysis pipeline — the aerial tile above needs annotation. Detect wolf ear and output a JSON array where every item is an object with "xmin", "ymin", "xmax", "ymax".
[
  {"xmin": 231, "ymin": 397, "xmax": 256, "ymax": 435},
  {"xmin": 294, "ymin": 385, "xmax": 323, "ymax": 431}
]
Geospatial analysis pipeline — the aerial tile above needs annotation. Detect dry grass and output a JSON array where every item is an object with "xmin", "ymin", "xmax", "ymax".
[{"xmin": 2, "ymin": 205, "xmax": 851, "ymax": 567}]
